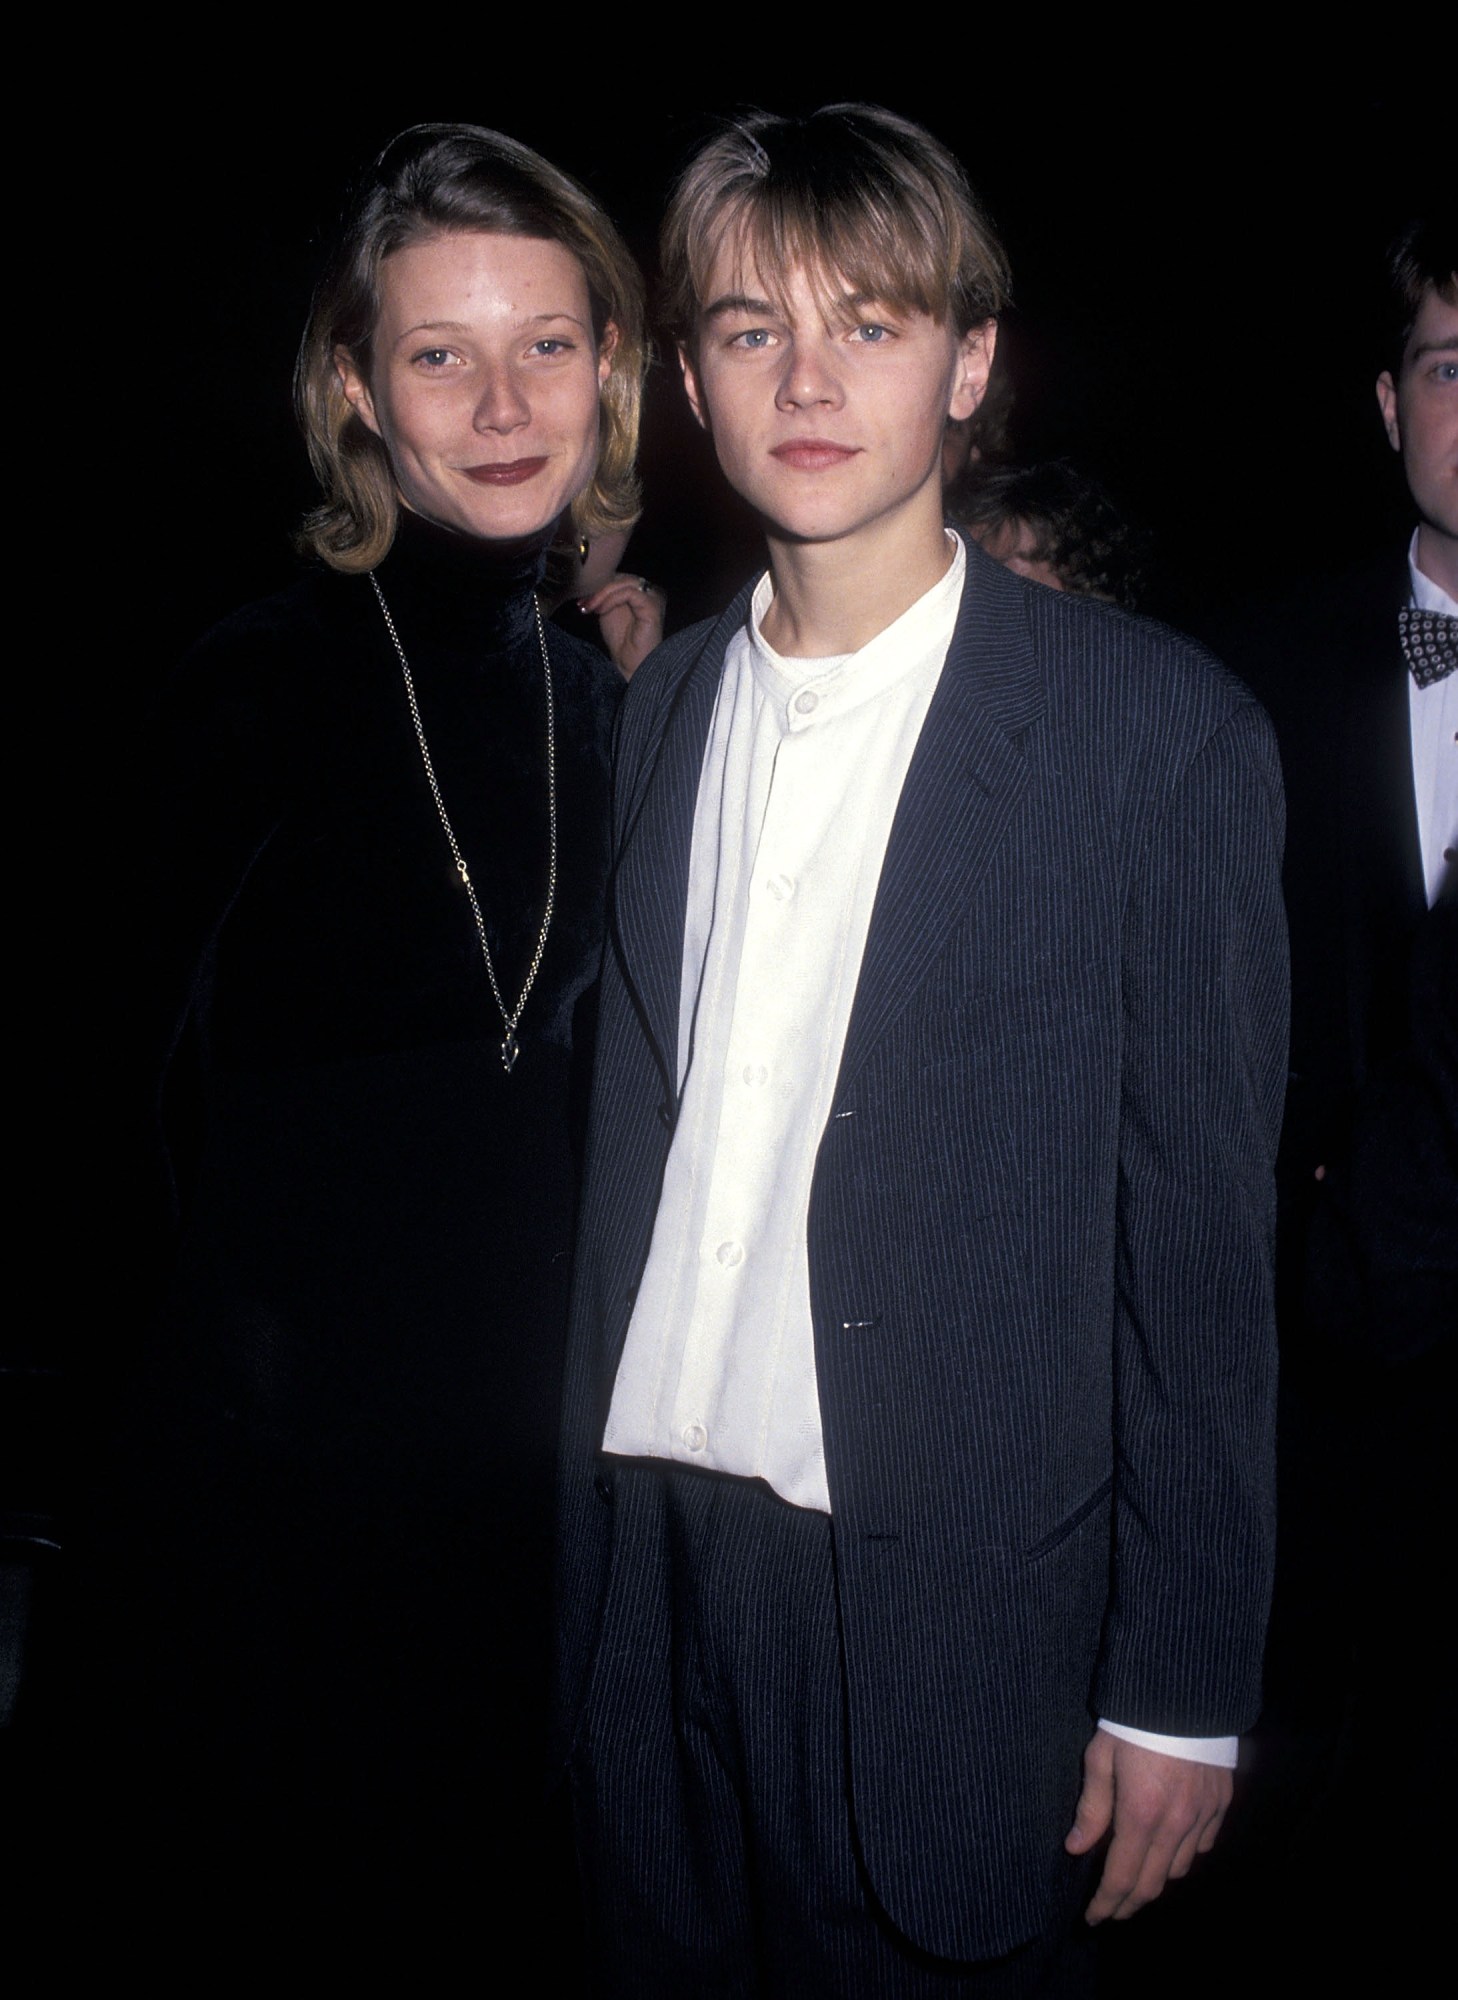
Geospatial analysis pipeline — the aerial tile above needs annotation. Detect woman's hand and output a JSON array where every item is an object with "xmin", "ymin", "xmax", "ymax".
[{"xmin": 580, "ymin": 575, "xmax": 666, "ymax": 681}]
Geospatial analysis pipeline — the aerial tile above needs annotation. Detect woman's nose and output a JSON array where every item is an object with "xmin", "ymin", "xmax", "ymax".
[{"xmin": 473, "ymin": 366, "xmax": 531, "ymax": 434}]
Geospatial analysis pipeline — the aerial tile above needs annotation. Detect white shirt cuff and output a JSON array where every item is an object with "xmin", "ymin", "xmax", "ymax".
[{"xmin": 1097, "ymin": 1720, "xmax": 1239, "ymax": 1768}]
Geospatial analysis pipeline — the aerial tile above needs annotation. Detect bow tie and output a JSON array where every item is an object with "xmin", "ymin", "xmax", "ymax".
[{"xmin": 1398, "ymin": 606, "xmax": 1457, "ymax": 687}]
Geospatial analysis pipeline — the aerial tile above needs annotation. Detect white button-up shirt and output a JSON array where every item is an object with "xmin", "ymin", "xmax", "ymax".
[
  {"xmin": 603, "ymin": 539, "xmax": 965, "ymax": 1510},
  {"xmin": 1406, "ymin": 531, "xmax": 1458, "ymax": 905}
]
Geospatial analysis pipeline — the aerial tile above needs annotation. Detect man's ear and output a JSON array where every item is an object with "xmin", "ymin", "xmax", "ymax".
[
  {"xmin": 1375, "ymin": 370, "xmax": 1402, "ymax": 454},
  {"xmin": 950, "ymin": 319, "xmax": 997, "ymax": 422},
  {"xmin": 335, "ymin": 346, "xmax": 382, "ymax": 438},
  {"xmin": 679, "ymin": 340, "xmax": 710, "ymax": 433}
]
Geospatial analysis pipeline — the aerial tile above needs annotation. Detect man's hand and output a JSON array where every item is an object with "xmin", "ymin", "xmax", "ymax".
[{"xmin": 1065, "ymin": 1730, "xmax": 1232, "ymax": 1923}]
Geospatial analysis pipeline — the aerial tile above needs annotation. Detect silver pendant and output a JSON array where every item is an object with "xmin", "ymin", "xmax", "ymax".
[{"xmin": 371, "ymin": 575, "xmax": 555, "ymax": 1089}]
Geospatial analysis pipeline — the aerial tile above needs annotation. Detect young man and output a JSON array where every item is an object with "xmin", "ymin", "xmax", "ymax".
[
  {"xmin": 1220, "ymin": 223, "xmax": 1454, "ymax": 1982},
  {"xmin": 1245, "ymin": 221, "xmax": 1455, "ymax": 1259},
  {"xmin": 1378, "ymin": 224, "xmax": 1458, "ymax": 626},
  {"xmin": 557, "ymin": 106, "xmax": 1286, "ymax": 1994}
]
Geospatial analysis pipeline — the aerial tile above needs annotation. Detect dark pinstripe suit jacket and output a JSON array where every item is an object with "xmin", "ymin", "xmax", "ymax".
[{"xmin": 557, "ymin": 540, "xmax": 1287, "ymax": 1961}]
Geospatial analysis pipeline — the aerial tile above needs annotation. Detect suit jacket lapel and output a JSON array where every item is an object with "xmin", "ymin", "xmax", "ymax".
[
  {"xmin": 1339, "ymin": 559, "xmax": 1425, "ymax": 923},
  {"xmin": 1337, "ymin": 554, "xmax": 1427, "ymax": 1068},
  {"xmin": 611, "ymin": 586, "xmax": 755, "ymax": 1093},
  {"xmin": 838, "ymin": 548, "xmax": 1044, "ymax": 1090}
]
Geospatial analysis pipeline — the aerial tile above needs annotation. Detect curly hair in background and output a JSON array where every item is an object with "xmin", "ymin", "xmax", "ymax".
[{"xmin": 948, "ymin": 458, "xmax": 1150, "ymax": 609}]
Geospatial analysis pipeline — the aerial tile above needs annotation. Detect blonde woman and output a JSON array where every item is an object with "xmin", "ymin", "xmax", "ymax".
[{"xmin": 124, "ymin": 123, "xmax": 647, "ymax": 1927}]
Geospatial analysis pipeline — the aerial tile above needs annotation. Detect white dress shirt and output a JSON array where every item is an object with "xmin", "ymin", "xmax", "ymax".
[
  {"xmin": 1406, "ymin": 531, "xmax": 1458, "ymax": 906},
  {"xmin": 605, "ymin": 538, "xmax": 963, "ymax": 1507}
]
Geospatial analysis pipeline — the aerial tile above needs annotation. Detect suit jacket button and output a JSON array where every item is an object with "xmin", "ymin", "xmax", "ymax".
[{"xmin": 594, "ymin": 1473, "xmax": 613, "ymax": 1505}]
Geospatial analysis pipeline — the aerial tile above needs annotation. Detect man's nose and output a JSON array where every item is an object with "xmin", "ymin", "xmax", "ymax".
[{"xmin": 776, "ymin": 338, "xmax": 844, "ymax": 411}]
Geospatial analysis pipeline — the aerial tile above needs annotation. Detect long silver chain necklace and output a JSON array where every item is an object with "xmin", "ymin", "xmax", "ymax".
[{"xmin": 368, "ymin": 571, "xmax": 557, "ymax": 1075}]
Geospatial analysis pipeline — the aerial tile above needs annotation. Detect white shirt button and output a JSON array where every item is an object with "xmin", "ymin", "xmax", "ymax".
[
  {"xmin": 793, "ymin": 688, "xmax": 819, "ymax": 716},
  {"xmin": 682, "ymin": 1422, "xmax": 707, "ymax": 1452},
  {"xmin": 742, "ymin": 1063, "xmax": 768, "ymax": 1086},
  {"xmin": 715, "ymin": 1240, "xmax": 745, "ymax": 1267},
  {"xmin": 766, "ymin": 874, "xmax": 796, "ymax": 901}
]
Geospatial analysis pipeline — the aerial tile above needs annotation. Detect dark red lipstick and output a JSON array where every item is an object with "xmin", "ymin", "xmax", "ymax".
[{"xmin": 462, "ymin": 457, "xmax": 548, "ymax": 485}]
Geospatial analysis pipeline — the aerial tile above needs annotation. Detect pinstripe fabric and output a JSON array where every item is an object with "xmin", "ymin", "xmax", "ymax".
[
  {"xmin": 557, "ymin": 541, "xmax": 1286, "ymax": 1964},
  {"xmin": 574, "ymin": 1465, "xmax": 1097, "ymax": 1996}
]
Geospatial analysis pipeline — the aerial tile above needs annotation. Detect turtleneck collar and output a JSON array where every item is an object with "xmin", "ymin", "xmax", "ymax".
[{"xmin": 371, "ymin": 507, "xmax": 551, "ymax": 656}]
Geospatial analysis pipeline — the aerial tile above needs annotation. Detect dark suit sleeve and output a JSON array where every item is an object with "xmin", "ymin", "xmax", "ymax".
[
  {"xmin": 1094, "ymin": 697, "xmax": 1287, "ymax": 1735},
  {"xmin": 1304, "ymin": 893, "xmax": 1458, "ymax": 1361}
]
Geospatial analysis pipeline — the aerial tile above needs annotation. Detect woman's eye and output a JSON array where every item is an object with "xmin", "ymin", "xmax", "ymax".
[
  {"xmin": 413, "ymin": 348, "xmax": 455, "ymax": 369},
  {"xmin": 532, "ymin": 338, "xmax": 572, "ymax": 357}
]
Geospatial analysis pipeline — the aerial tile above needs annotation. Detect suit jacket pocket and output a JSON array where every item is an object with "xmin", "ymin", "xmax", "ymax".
[{"xmin": 1023, "ymin": 1477, "xmax": 1113, "ymax": 1564}]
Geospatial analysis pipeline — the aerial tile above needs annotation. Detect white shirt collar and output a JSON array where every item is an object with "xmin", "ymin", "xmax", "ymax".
[
  {"xmin": 1408, "ymin": 528, "xmax": 1458, "ymax": 618},
  {"xmin": 745, "ymin": 532, "xmax": 966, "ymax": 714}
]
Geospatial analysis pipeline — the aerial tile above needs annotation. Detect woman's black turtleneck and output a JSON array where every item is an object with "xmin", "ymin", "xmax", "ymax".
[
  {"xmin": 163, "ymin": 506, "xmax": 621, "ymax": 1072},
  {"xmin": 112, "ymin": 511, "xmax": 623, "ymax": 1903}
]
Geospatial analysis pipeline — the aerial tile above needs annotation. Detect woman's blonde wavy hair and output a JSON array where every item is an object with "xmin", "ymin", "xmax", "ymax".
[{"xmin": 296, "ymin": 123, "xmax": 645, "ymax": 573}]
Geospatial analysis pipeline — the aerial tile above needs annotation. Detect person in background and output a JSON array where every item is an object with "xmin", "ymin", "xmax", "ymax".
[
  {"xmin": 948, "ymin": 457, "xmax": 1149, "ymax": 607},
  {"xmin": 1217, "ymin": 218, "xmax": 1455, "ymax": 1987},
  {"xmin": 1239, "ymin": 220, "xmax": 1454, "ymax": 1265}
]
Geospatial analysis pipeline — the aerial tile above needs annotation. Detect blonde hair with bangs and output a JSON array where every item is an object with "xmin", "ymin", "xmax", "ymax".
[
  {"xmin": 296, "ymin": 123, "xmax": 645, "ymax": 573},
  {"xmin": 660, "ymin": 104, "xmax": 1011, "ymax": 348}
]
